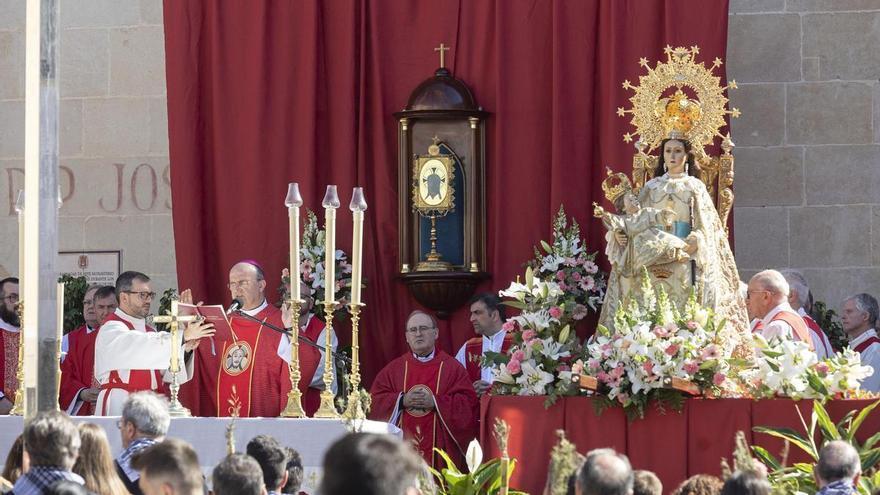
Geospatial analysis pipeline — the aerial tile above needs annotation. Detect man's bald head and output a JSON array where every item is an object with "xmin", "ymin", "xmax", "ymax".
[
  {"xmin": 747, "ymin": 270, "xmax": 790, "ymax": 320},
  {"xmin": 228, "ymin": 261, "xmax": 267, "ymax": 310},
  {"xmin": 577, "ymin": 448, "xmax": 633, "ymax": 495},
  {"xmin": 816, "ymin": 440, "xmax": 861, "ymax": 487},
  {"xmin": 404, "ymin": 310, "xmax": 439, "ymax": 357}
]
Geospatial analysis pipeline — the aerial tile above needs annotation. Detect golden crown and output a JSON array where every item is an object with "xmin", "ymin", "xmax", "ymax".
[
  {"xmin": 617, "ymin": 46, "xmax": 739, "ymax": 157},
  {"xmin": 601, "ymin": 167, "xmax": 634, "ymax": 203}
]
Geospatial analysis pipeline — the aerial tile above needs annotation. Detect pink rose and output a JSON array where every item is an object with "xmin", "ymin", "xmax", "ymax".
[
  {"xmin": 564, "ymin": 257, "xmax": 577, "ymax": 267},
  {"xmin": 571, "ymin": 272, "xmax": 582, "ymax": 282},
  {"xmin": 713, "ymin": 373, "xmax": 726, "ymax": 386},
  {"xmin": 815, "ymin": 362, "xmax": 830, "ymax": 375},
  {"xmin": 556, "ymin": 270, "xmax": 566, "ymax": 281},
  {"xmin": 612, "ymin": 366, "xmax": 625, "ymax": 378},
  {"xmin": 512, "ymin": 350, "xmax": 526, "ymax": 362},
  {"xmin": 683, "ymin": 361, "xmax": 699, "ymax": 374},
  {"xmin": 522, "ymin": 329, "xmax": 537, "ymax": 342},
  {"xmin": 587, "ymin": 359, "xmax": 600, "ymax": 370},
  {"xmin": 558, "ymin": 282, "xmax": 568, "ymax": 291},
  {"xmin": 617, "ymin": 393, "xmax": 629, "ymax": 404},
  {"xmin": 506, "ymin": 359, "xmax": 521, "ymax": 375},
  {"xmin": 502, "ymin": 320, "xmax": 516, "ymax": 333},
  {"xmin": 549, "ymin": 306, "xmax": 563, "ymax": 319},
  {"xmin": 653, "ymin": 326, "xmax": 669, "ymax": 338},
  {"xmin": 686, "ymin": 321, "xmax": 698, "ymax": 330},
  {"xmin": 642, "ymin": 361, "xmax": 654, "ymax": 375},
  {"xmin": 597, "ymin": 371, "xmax": 610, "ymax": 383},
  {"xmin": 665, "ymin": 344, "xmax": 680, "ymax": 356}
]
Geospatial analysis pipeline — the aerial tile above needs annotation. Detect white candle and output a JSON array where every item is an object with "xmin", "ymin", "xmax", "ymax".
[
  {"xmin": 56, "ymin": 282, "xmax": 64, "ymax": 347},
  {"xmin": 15, "ymin": 190, "xmax": 23, "ymax": 295},
  {"xmin": 349, "ymin": 187, "xmax": 367, "ymax": 305},
  {"xmin": 285, "ymin": 183, "xmax": 304, "ymax": 302},
  {"xmin": 321, "ymin": 185, "xmax": 340, "ymax": 305}
]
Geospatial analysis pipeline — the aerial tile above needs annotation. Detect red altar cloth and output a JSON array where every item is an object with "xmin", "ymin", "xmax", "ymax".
[{"xmin": 480, "ymin": 396, "xmax": 880, "ymax": 495}]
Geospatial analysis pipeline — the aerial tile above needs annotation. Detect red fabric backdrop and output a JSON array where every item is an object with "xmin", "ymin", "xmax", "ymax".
[{"xmin": 162, "ymin": 0, "xmax": 730, "ymax": 413}]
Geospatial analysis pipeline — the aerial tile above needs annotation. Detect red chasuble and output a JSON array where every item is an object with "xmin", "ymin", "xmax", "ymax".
[
  {"xmin": 300, "ymin": 315, "xmax": 326, "ymax": 417},
  {"xmin": 463, "ymin": 334, "xmax": 514, "ymax": 383},
  {"xmin": 369, "ymin": 350, "xmax": 478, "ymax": 468},
  {"xmin": 0, "ymin": 328, "xmax": 20, "ymax": 401},
  {"xmin": 59, "ymin": 325, "xmax": 99, "ymax": 415}
]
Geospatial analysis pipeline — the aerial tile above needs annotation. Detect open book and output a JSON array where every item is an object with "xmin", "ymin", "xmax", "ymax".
[{"xmin": 176, "ymin": 302, "xmax": 238, "ymax": 344}]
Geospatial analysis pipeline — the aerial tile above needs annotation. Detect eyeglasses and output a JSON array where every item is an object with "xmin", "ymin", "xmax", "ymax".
[
  {"xmin": 123, "ymin": 291, "xmax": 156, "ymax": 301},
  {"xmin": 227, "ymin": 280, "xmax": 256, "ymax": 290},
  {"xmin": 406, "ymin": 325, "xmax": 436, "ymax": 334},
  {"xmin": 2, "ymin": 294, "xmax": 19, "ymax": 303},
  {"xmin": 745, "ymin": 290, "xmax": 773, "ymax": 301}
]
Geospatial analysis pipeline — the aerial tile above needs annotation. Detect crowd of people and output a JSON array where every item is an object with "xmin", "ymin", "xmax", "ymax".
[{"xmin": 0, "ymin": 390, "xmax": 875, "ymax": 494}]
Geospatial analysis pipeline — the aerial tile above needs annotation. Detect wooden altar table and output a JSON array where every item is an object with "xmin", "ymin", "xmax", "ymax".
[{"xmin": 479, "ymin": 396, "xmax": 880, "ymax": 495}]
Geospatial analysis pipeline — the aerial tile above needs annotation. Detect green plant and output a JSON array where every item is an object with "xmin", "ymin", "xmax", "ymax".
[
  {"xmin": 811, "ymin": 300, "xmax": 848, "ymax": 352},
  {"xmin": 428, "ymin": 441, "xmax": 527, "ymax": 495},
  {"xmin": 751, "ymin": 399, "xmax": 880, "ymax": 494},
  {"xmin": 58, "ymin": 274, "xmax": 89, "ymax": 333},
  {"xmin": 155, "ymin": 287, "xmax": 178, "ymax": 332}
]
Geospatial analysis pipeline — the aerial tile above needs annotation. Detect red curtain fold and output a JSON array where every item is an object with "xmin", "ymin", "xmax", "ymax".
[{"xmin": 163, "ymin": 0, "xmax": 731, "ymax": 409}]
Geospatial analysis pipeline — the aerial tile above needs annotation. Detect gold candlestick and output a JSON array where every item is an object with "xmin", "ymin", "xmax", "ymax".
[
  {"xmin": 281, "ymin": 299, "xmax": 306, "ymax": 418},
  {"xmin": 343, "ymin": 302, "xmax": 365, "ymax": 419},
  {"xmin": 313, "ymin": 300, "xmax": 339, "ymax": 418},
  {"xmin": 152, "ymin": 300, "xmax": 197, "ymax": 417},
  {"xmin": 9, "ymin": 301, "xmax": 24, "ymax": 416}
]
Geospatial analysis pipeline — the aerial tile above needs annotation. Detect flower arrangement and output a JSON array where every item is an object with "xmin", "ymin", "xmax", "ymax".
[
  {"xmin": 278, "ymin": 209, "xmax": 355, "ymax": 320},
  {"xmin": 584, "ymin": 275, "xmax": 734, "ymax": 418},
  {"xmin": 486, "ymin": 206, "xmax": 607, "ymax": 406},
  {"xmin": 739, "ymin": 334, "xmax": 874, "ymax": 400}
]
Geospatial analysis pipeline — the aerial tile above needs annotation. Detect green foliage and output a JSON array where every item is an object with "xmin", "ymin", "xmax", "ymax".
[
  {"xmin": 156, "ymin": 287, "xmax": 178, "ymax": 332},
  {"xmin": 811, "ymin": 300, "xmax": 848, "ymax": 352},
  {"xmin": 58, "ymin": 274, "xmax": 89, "ymax": 333},
  {"xmin": 751, "ymin": 399, "xmax": 880, "ymax": 494},
  {"xmin": 428, "ymin": 448, "xmax": 527, "ymax": 495}
]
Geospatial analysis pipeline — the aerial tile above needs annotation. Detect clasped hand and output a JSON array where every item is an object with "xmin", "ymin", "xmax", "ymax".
[{"xmin": 403, "ymin": 389, "xmax": 434, "ymax": 410}]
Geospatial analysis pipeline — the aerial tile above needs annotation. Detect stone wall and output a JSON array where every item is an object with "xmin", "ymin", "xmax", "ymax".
[
  {"xmin": 728, "ymin": 0, "xmax": 880, "ymax": 309},
  {"xmin": 0, "ymin": 0, "xmax": 876, "ymax": 310},
  {"xmin": 0, "ymin": 0, "xmax": 176, "ymax": 295}
]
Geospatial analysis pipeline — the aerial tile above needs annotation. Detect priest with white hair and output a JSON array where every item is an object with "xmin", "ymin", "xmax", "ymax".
[{"xmin": 746, "ymin": 269, "xmax": 814, "ymax": 351}]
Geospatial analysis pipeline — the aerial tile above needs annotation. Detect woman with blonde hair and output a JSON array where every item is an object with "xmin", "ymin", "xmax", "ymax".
[{"xmin": 72, "ymin": 423, "xmax": 129, "ymax": 495}]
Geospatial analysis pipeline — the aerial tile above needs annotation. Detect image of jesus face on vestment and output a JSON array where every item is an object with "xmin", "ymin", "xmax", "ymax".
[{"xmin": 223, "ymin": 342, "xmax": 251, "ymax": 375}]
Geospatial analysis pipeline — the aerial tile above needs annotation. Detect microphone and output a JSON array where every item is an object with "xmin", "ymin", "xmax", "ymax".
[{"xmin": 226, "ymin": 298, "xmax": 243, "ymax": 315}]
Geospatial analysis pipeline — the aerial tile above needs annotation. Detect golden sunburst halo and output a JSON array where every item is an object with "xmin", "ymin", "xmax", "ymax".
[{"xmin": 617, "ymin": 46, "xmax": 739, "ymax": 158}]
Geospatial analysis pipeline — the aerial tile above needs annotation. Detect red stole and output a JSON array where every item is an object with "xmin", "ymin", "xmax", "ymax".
[
  {"xmin": 1, "ymin": 328, "xmax": 20, "ymax": 399},
  {"xmin": 770, "ymin": 311, "xmax": 813, "ymax": 350},
  {"xmin": 98, "ymin": 313, "xmax": 167, "ymax": 415},
  {"xmin": 212, "ymin": 305, "xmax": 317, "ymax": 418},
  {"xmin": 59, "ymin": 325, "xmax": 99, "ymax": 415},
  {"xmin": 463, "ymin": 333, "xmax": 513, "ymax": 382},
  {"xmin": 854, "ymin": 336, "xmax": 880, "ymax": 354},
  {"xmin": 369, "ymin": 350, "xmax": 478, "ymax": 468}
]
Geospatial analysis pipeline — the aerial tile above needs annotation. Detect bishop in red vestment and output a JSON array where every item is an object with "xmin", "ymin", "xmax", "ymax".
[
  {"xmin": 0, "ymin": 277, "xmax": 20, "ymax": 414},
  {"xmin": 370, "ymin": 310, "xmax": 478, "ymax": 468},
  {"xmin": 183, "ymin": 261, "xmax": 320, "ymax": 417}
]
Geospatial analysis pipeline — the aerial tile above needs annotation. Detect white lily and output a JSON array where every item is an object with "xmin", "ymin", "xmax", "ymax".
[
  {"xmin": 515, "ymin": 361, "xmax": 555, "ymax": 395},
  {"xmin": 541, "ymin": 254, "xmax": 563, "ymax": 272},
  {"xmin": 465, "ymin": 439, "xmax": 483, "ymax": 473}
]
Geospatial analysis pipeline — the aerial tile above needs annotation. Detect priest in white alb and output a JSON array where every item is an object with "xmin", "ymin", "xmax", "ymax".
[{"xmin": 94, "ymin": 271, "xmax": 214, "ymax": 416}]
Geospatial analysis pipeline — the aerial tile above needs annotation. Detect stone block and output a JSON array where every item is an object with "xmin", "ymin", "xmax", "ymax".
[
  {"xmin": 83, "ymin": 98, "xmax": 151, "ymax": 156},
  {"xmin": 58, "ymin": 217, "xmax": 85, "ymax": 251},
  {"xmin": 83, "ymin": 215, "xmax": 151, "ymax": 271},
  {"xmin": 150, "ymin": 98, "xmax": 169, "ymax": 154},
  {"xmin": 732, "ymin": 147, "xmax": 803, "ymax": 206},
  {"xmin": 0, "ymin": 100, "xmax": 24, "ymax": 158},
  {"xmin": 874, "ymin": 207, "xmax": 880, "ymax": 266},
  {"xmin": 60, "ymin": 29, "xmax": 109, "ymax": 97},
  {"xmin": 729, "ymin": 0, "xmax": 785, "ymax": 13},
  {"xmin": 60, "ymin": 0, "xmax": 140, "ymax": 28},
  {"xmin": 787, "ymin": 0, "xmax": 880, "ymax": 11},
  {"xmin": 0, "ymin": 160, "xmax": 24, "ymax": 216},
  {"xmin": 729, "ymin": 84, "xmax": 785, "ymax": 146},
  {"xmin": 140, "ymin": 0, "xmax": 164, "ymax": 25},
  {"xmin": 804, "ymin": 145, "xmax": 880, "ymax": 205},
  {"xmin": 802, "ymin": 57, "xmax": 820, "ymax": 82},
  {"xmin": 0, "ymin": 216, "xmax": 17, "ymax": 276},
  {"xmin": 0, "ymin": 0, "xmax": 25, "ymax": 29},
  {"xmin": 802, "ymin": 268, "xmax": 880, "ymax": 311},
  {"xmin": 787, "ymin": 83, "xmax": 873, "ymax": 145},
  {"xmin": 875, "ymin": 83, "xmax": 880, "ymax": 143},
  {"xmin": 789, "ymin": 206, "xmax": 872, "ymax": 267},
  {"xmin": 727, "ymin": 14, "xmax": 801, "ymax": 82},
  {"xmin": 58, "ymin": 158, "xmax": 171, "ymax": 216},
  {"xmin": 0, "ymin": 31, "xmax": 24, "ymax": 99},
  {"xmin": 60, "ymin": 99, "xmax": 83, "ymax": 156},
  {"xmin": 733, "ymin": 206, "xmax": 789, "ymax": 269},
  {"xmin": 109, "ymin": 26, "xmax": 166, "ymax": 96},
  {"xmin": 803, "ymin": 12, "xmax": 880, "ymax": 80},
  {"xmin": 151, "ymin": 214, "xmax": 176, "ymax": 272}
]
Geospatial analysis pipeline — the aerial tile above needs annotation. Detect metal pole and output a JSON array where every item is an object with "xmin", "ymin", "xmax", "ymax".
[{"xmin": 24, "ymin": 0, "xmax": 60, "ymax": 416}]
